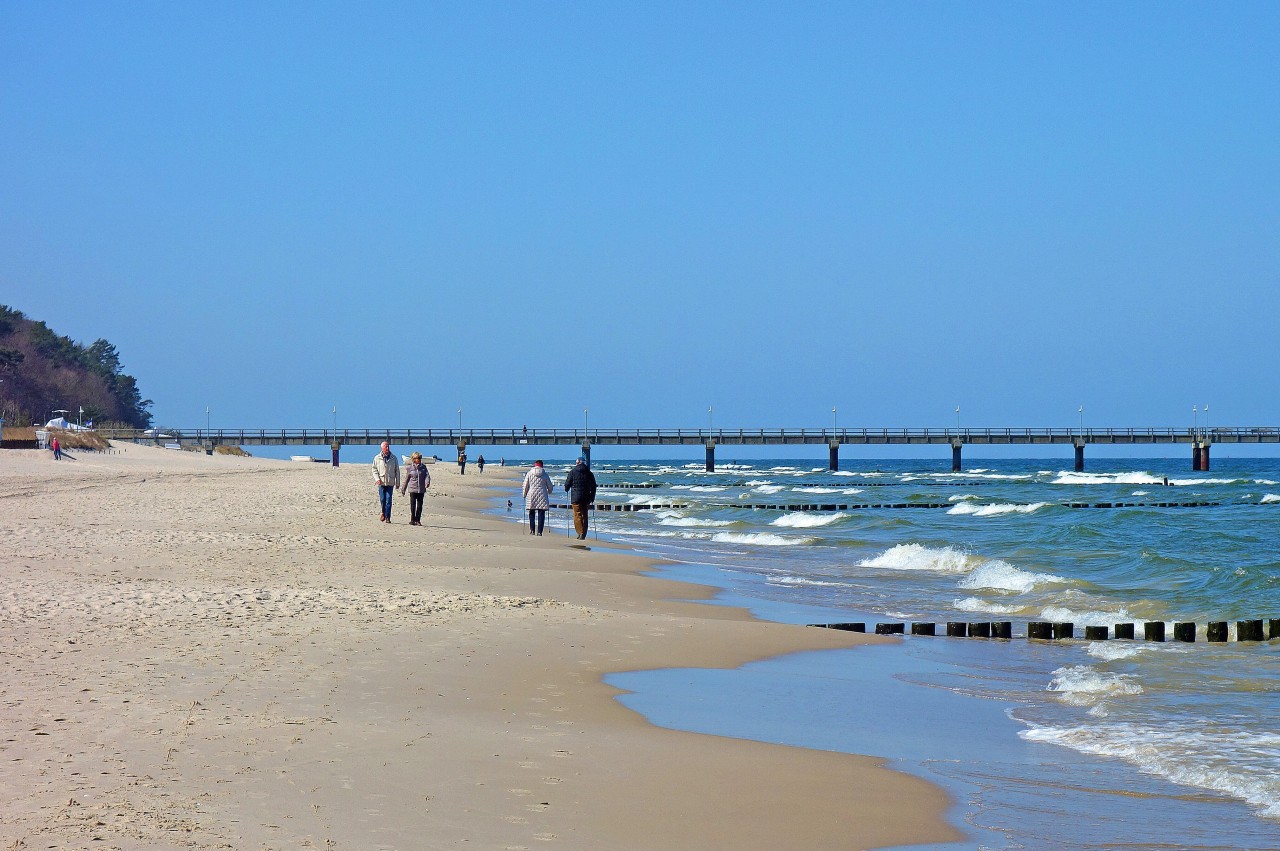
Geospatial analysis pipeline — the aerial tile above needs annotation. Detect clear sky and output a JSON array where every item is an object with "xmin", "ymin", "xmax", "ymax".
[{"xmin": 3, "ymin": 2, "xmax": 1278, "ymax": 437}]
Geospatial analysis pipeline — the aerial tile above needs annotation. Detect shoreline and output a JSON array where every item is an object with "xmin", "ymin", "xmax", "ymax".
[{"xmin": 0, "ymin": 445, "xmax": 960, "ymax": 849}]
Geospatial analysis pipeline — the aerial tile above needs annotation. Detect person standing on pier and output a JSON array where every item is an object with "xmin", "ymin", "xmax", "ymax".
[
  {"xmin": 523, "ymin": 460, "xmax": 553, "ymax": 535},
  {"xmin": 372, "ymin": 442, "xmax": 400, "ymax": 522},
  {"xmin": 400, "ymin": 451, "xmax": 432, "ymax": 526},
  {"xmin": 564, "ymin": 456, "xmax": 597, "ymax": 540}
]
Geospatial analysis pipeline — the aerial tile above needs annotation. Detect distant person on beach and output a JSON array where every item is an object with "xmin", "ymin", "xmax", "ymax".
[
  {"xmin": 372, "ymin": 442, "xmax": 400, "ymax": 522},
  {"xmin": 400, "ymin": 451, "xmax": 432, "ymax": 526},
  {"xmin": 477, "ymin": 455, "xmax": 486, "ymax": 473},
  {"xmin": 522, "ymin": 460, "xmax": 553, "ymax": 536},
  {"xmin": 50, "ymin": 437, "xmax": 61, "ymax": 461},
  {"xmin": 563, "ymin": 456, "xmax": 598, "ymax": 540},
  {"xmin": 458, "ymin": 451, "xmax": 467, "ymax": 475}
]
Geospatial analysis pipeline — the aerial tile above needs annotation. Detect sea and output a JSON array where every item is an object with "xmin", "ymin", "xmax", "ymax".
[{"xmin": 496, "ymin": 455, "xmax": 1280, "ymax": 850}]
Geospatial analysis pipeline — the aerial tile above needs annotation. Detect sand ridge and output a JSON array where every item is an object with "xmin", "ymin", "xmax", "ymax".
[{"xmin": 0, "ymin": 443, "xmax": 959, "ymax": 849}]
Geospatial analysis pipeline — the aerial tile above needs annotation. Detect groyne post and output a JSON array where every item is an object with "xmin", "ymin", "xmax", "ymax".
[
  {"xmin": 911, "ymin": 622, "xmax": 936, "ymax": 636},
  {"xmin": 705, "ymin": 441, "xmax": 715, "ymax": 473},
  {"xmin": 828, "ymin": 441, "xmax": 839, "ymax": 471},
  {"xmin": 1114, "ymin": 623, "xmax": 1136, "ymax": 640},
  {"xmin": 1173, "ymin": 622, "xmax": 1196, "ymax": 642},
  {"xmin": 1144, "ymin": 622, "xmax": 1166, "ymax": 642},
  {"xmin": 1084, "ymin": 625, "xmax": 1108, "ymax": 640},
  {"xmin": 1207, "ymin": 621, "xmax": 1228, "ymax": 642},
  {"xmin": 951, "ymin": 440, "xmax": 962, "ymax": 472}
]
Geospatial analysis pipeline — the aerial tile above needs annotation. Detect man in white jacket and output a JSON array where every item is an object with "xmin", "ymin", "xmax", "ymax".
[{"xmin": 372, "ymin": 442, "xmax": 400, "ymax": 523}]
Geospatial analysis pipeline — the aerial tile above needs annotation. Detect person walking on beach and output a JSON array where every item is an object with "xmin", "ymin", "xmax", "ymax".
[
  {"xmin": 458, "ymin": 450, "xmax": 467, "ymax": 475},
  {"xmin": 50, "ymin": 436, "xmax": 61, "ymax": 461},
  {"xmin": 400, "ymin": 451, "xmax": 431, "ymax": 526},
  {"xmin": 477, "ymin": 455, "xmax": 486, "ymax": 473},
  {"xmin": 564, "ymin": 456, "xmax": 597, "ymax": 539},
  {"xmin": 522, "ymin": 460, "xmax": 553, "ymax": 536},
  {"xmin": 372, "ymin": 442, "xmax": 400, "ymax": 522}
]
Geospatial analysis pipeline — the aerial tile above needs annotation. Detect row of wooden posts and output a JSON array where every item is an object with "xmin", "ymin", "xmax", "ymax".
[{"xmin": 811, "ymin": 619, "xmax": 1280, "ymax": 642}]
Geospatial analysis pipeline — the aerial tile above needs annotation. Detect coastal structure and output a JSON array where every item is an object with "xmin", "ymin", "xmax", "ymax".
[{"xmin": 99, "ymin": 426, "xmax": 1273, "ymax": 471}]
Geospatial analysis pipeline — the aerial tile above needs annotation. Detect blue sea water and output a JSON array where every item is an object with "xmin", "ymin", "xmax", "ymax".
[{"xmin": 504, "ymin": 457, "xmax": 1280, "ymax": 849}]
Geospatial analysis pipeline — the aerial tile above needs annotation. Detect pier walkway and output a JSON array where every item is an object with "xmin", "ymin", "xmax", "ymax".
[{"xmin": 98, "ymin": 426, "xmax": 1280, "ymax": 471}]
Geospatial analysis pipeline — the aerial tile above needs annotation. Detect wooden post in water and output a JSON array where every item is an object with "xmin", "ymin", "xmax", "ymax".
[
  {"xmin": 828, "ymin": 622, "xmax": 866, "ymax": 632},
  {"xmin": 1028, "ymin": 621, "xmax": 1053, "ymax": 639},
  {"xmin": 1237, "ymin": 619, "xmax": 1263, "ymax": 641},
  {"xmin": 1114, "ymin": 623, "xmax": 1136, "ymax": 640},
  {"xmin": 1084, "ymin": 625, "xmax": 1108, "ymax": 640},
  {"xmin": 1207, "ymin": 621, "xmax": 1228, "ymax": 642},
  {"xmin": 993, "ymin": 621, "xmax": 1013, "ymax": 639},
  {"xmin": 1053, "ymin": 622, "xmax": 1075, "ymax": 640},
  {"xmin": 1173, "ymin": 622, "xmax": 1196, "ymax": 642},
  {"xmin": 875, "ymin": 622, "xmax": 905, "ymax": 635},
  {"xmin": 968, "ymin": 622, "xmax": 991, "ymax": 638},
  {"xmin": 946, "ymin": 621, "xmax": 967, "ymax": 637},
  {"xmin": 1144, "ymin": 622, "xmax": 1165, "ymax": 642},
  {"xmin": 911, "ymin": 622, "xmax": 936, "ymax": 636},
  {"xmin": 1270, "ymin": 619, "xmax": 1280, "ymax": 640}
]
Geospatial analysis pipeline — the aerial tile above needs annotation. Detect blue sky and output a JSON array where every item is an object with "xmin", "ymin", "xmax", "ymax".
[{"xmin": 3, "ymin": 2, "xmax": 1278, "ymax": 439}]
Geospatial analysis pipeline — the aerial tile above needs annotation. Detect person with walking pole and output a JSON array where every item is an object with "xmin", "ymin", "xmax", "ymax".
[{"xmin": 563, "ymin": 456, "xmax": 597, "ymax": 540}]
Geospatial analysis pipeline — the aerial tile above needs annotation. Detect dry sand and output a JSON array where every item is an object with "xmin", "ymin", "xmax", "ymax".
[{"xmin": 0, "ymin": 443, "xmax": 961, "ymax": 850}]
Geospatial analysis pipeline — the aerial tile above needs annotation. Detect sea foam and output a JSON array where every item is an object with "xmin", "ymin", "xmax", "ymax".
[
  {"xmin": 1047, "ymin": 664, "xmax": 1143, "ymax": 704},
  {"xmin": 858, "ymin": 543, "xmax": 976, "ymax": 574},
  {"xmin": 947, "ymin": 501, "xmax": 1048, "ymax": 517},
  {"xmin": 958, "ymin": 560, "xmax": 1061, "ymax": 592},
  {"xmin": 771, "ymin": 512, "xmax": 847, "ymax": 528},
  {"xmin": 711, "ymin": 531, "xmax": 814, "ymax": 547}
]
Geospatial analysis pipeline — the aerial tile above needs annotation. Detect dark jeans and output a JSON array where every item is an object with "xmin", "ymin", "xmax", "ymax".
[
  {"xmin": 378, "ymin": 485, "xmax": 394, "ymax": 519},
  {"xmin": 528, "ymin": 508, "xmax": 546, "ymax": 535},
  {"xmin": 409, "ymin": 491, "xmax": 424, "ymax": 523}
]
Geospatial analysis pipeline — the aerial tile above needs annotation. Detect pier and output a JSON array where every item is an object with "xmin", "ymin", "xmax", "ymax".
[{"xmin": 98, "ymin": 426, "xmax": 1278, "ymax": 472}]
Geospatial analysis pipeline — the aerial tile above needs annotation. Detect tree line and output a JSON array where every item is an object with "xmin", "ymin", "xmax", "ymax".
[{"xmin": 0, "ymin": 305, "xmax": 153, "ymax": 428}]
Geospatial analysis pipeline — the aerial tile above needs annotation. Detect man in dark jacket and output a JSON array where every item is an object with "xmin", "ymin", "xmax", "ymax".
[{"xmin": 563, "ymin": 456, "xmax": 598, "ymax": 540}]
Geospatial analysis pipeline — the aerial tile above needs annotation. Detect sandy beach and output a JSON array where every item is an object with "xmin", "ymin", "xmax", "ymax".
[{"xmin": 0, "ymin": 444, "xmax": 959, "ymax": 850}]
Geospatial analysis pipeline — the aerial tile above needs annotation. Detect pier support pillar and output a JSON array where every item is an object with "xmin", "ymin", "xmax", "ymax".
[
  {"xmin": 331, "ymin": 441, "xmax": 340, "ymax": 468},
  {"xmin": 581, "ymin": 443, "xmax": 591, "ymax": 466},
  {"xmin": 705, "ymin": 442, "xmax": 715, "ymax": 473},
  {"xmin": 828, "ymin": 441, "xmax": 839, "ymax": 472},
  {"xmin": 1074, "ymin": 440, "xmax": 1085, "ymax": 473},
  {"xmin": 1199, "ymin": 442, "xmax": 1211, "ymax": 471},
  {"xmin": 1192, "ymin": 443, "xmax": 1202, "ymax": 470},
  {"xmin": 951, "ymin": 440, "xmax": 962, "ymax": 473}
]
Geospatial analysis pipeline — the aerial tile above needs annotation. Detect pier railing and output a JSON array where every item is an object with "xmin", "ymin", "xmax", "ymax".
[{"xmin": 95, "ymin": 426, "xmax": 1280, "ymax": 447}]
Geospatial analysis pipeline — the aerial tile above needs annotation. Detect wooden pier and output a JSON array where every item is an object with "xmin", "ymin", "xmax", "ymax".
[{"xmin": 99, "ymin": 426, "xmax": 1280, "ymax": 472}]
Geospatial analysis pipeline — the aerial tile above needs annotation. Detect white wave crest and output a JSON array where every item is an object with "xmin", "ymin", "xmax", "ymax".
[
  {"xmin": 953, "ymin": 597, "xmax": 1022, "ymax": 614},
  {"xmin": 1019, "ymin": 722, "xmax": 1280, "ymax": 818},
  {"xmin": 711, "ymin": 531, "xmax": 814, "ymax": 547},
  {"xmin": 959, "ymin": 560, "xmax": 1062, "ymax": 593},
  {"xmin": 658, "ymin": 516, "xmax": 736, "ymax": 528},
  {"xmin": 753, "ymin": 484, "xmax": 786, "ymax": 494},
  {"xmin": 771, "ymin": 512, "xmax": 848, "ymax": 528},
  {"xmin": 948, "ymin": 493, "xmax": 979, "ymax": 502},
  {"xmin": 947, "ymin": 501, "xmax": 1047, "ymax": 517},
  {"xmin": 793, "ymin": 486, "xmax": 845, "ymax": 494},
  {"xmin": 1040, "ymin": 605, "xmax": 1135, "ymax": 626},
  {"xmin": 1085, "ymin": 642, "xmax": 1151, "ymax": 661},
  {"xmin": 1051, "ymin": 471, "xmax": 1162, "ymax": 485},
  {"xmin": 858, "ymin": 544, "xmax": 976, "ymax": 574},
  {"xmin": 767, "ymin": 575, "xmax": 845, "ymax": 588},
  {"xmin": 1262, "ymin": 494, "xmax": 1280, "ymax": 504},
  {"xmin": 1047, "ymin": 665, "xmax": 1143, "ymax": 705}
]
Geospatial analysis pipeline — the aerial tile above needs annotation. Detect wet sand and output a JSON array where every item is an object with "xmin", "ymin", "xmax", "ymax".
[{"xmin": 0, "ymin": 443, "xmax": 960, "ymax": 849}]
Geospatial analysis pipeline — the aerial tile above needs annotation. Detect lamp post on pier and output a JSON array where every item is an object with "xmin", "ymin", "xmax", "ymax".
[
  {"xmin": 1078, "ymin": 405, "xmax": 1083, "ymax": 433},
  {"xmin": 205, "ymin": 406, "xmax": 210, "ymax": 434},
  {"xmin": 708, "ymin": 404, "xmax": 713, "ymax": 435},
  {"xmin": 832, "ymin": 406, "xmax": 838, "ymax": 432},
  {"xmin": 954, "ymin": 406, "xmax": 960, "ymax": 432},
  {"xmin": 584, "ymin": 407, "xmax": 589, "ymax": 436}
]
